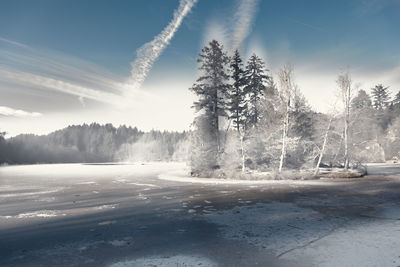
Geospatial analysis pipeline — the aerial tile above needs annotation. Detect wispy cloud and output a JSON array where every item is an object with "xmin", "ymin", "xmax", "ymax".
[
  {"xmin": 0, "ymin": 37, "xmax": 157, "ymax": 110},
  {"xmin": 230, "ymin": 0, "xmax": 260, "ymax": 52},
  {"xmin": 287, "ymin": 17, "xmax": 326, "ymax": 33},
  {"xmin": 0, "ymin": 68, "xmax": 125, "ymax": 106},
  {"xmin": 128, "ymin": 0, "xmax": 197, "ymax": 91},
  {"xmin": 0, "ymin": 105, "xmax": 42, "ymax": 117},
  {"xmin": 0, "ymin": 43, "xmax": 124, "ymax": 91},
  {"xmin": 203, "ymin": 0, "xmax": 260, "ymax": 53},
  {"xmin": 357, "ymin": 0, "xmax": 400, "ymax": 15},
  {"xmin": 0, "ymin": 37, "xmax": 28, "ymax": 48},
  {"xmin": 203, "ymin": 19, "xmax": 230, "ymax": 48}
]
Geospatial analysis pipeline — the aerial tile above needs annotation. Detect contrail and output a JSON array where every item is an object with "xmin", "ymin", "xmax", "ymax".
[
  {"xmin": 128, "ymin": 0, "xmax": 197, "ymax": 90},
  {"xmin": 230, "ymin": 0, "xmax": 260, "ymax": 52}
]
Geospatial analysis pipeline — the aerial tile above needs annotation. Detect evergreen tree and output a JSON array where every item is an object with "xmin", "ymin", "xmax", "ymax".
[
  {"xmin": 190, "ymin": 115, "xmax": 219, "ymax": 173},
  {"xmin": 351, "ymin": 90, "xmax": 372, "ymax": 110},
  {"xmin": 392, "ymin": 91, "xmax": 400, "ymax": 106},
  {"xmin": 392, "ymin": 90, "xmax": 400, "ymax": 117},
  {"xmin": 290, "ymin": 92, "xmax": 314, "ymax": 140},
  {"xmin": 393, "ymin": 91, "xmax": 400, "ymax": 108},
  {"xmin": 244, "ymin": 54, "xmax": 270, "ymax": 127},
  {"xmin": 372, "ymin": 84, "xmax": 390, "ymax": 110},
  {"xmin": 228, "ymin": 50, "xmax": 246, "ymax": 133},
  {"xmin": 189, "ymin": 40, "xmax": 231, "ymax": 172},
  {"xmin": 0, "ymin": 131, "xmax": 6, "ymax": 163}
]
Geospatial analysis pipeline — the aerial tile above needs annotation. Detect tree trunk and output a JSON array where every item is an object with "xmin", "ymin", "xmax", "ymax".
[
  {"xmin": 214, "ymin": 90, "xmax": 220, "ymax": 154},
  {"xmin": 314, "ymin": 116, "xmax": 333, "ymax": 175},
  {"xmin": 223, "ymin": 119, "xmax": 231, "ymax": 153},
  {"xmin": 279, "ymin": 107, "xmax": 289, "ymax": 173},
  {"xmin": 344, "ymin": 115, "xmax": 349, "ymax": 170},
  {"xmin": 236, "ymin": 107, "xmax": 240, "ymax": 133},
  {"xmin": 344, "ymin": 91, "xmax": 350, "ymax": 170},
  {"xmin": 240, "ymin": 134, "xmax": 246, "ymax": 173},
  {"xmin": 332, "ymin": 134, "xmax": 343, "ymax": 166}
]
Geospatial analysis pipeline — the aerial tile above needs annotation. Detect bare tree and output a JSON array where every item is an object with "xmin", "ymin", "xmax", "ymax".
[
  {"xmin": 314, "ymin": 114, "xmax": 334, "ymax": 175},
  {"xmin": 314, "ymin": 100, "xmax": 339, "ymax": 175},
  {"xmin": 337, "ymin": 70, "xmax": 356, "ymax": 170},
  {"xmin": 278, "ymin": 64, "xmax": 294, "ymax": 173}
]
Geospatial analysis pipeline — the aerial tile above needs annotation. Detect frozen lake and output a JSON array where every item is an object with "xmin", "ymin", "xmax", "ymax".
[{"xmin": 1, "ymin": 162, "xmax": 400, "ymax": 266}]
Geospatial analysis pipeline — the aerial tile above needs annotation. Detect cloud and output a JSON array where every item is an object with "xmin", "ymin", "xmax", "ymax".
[
  {"xmin": 357, "ymin": 0, "xmax": 400, "ymax": 15},
  {"xmin": 0, "ymin": 106, "xmax": 42, "ymax": 117},
  {"xmin": 0, "ymin": 37, "xmax": 28, "ymax": 48},
  {"xmin": 245, "ymin": 37, "xmax": 269, "ymax": 64},
  {"xmin": 230, "ymin": 0, "xmax": 260, "ymax": 52},
  {"xmin": 0, "ymin": 38, "xmax": 158, "ymax": 111},
  {"xmin": 202, "ymin": 0, "xmax": 260, "ymax": 53},
  {"xmin": 203, "ymin": 19, "xmax": 230, "ymax": 48},
  {"xmin": 353, "ymin": 64, "xmax": 400, "ymax": 94},
  {"xmin": 292, "ymin": 60, "xmax": 400, "ymax": 113},
  {"xmin": 0, "ymin": 68, "xmax": 125, "ymax": 106},
  {"xmin": 287, "ymin": 17, "xmax": 326, "ymax": 33},
  {"xmin": 78, "ymin": 95, "xmax": 86, "ymax": 107},
  {"xmin": 128, "ymin": 0, "xmax": 197, "ymax": 91},
  {"xmin": 0, "ymin": 43, "xmax": 124, "ymax": 91}
]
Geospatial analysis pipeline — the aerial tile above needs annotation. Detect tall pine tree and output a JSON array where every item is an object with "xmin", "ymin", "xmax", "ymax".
[
  {"xmin": 372, "ymin": 84, "xmax": 390, "ymax": 110},
  {"xmin": 228, "ymin": 50, "xmax": 246, "ymax": 133},
  {"xmin": 244, "ymin": 54, "xmax": 270, "ymax": 127},
  {"xmin": 189, "ymin": 40, "xmax": 231, "ymax": 173}
]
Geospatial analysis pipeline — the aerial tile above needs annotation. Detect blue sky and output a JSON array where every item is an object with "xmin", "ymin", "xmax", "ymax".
[{"xmin": 0, "ymin": 0, "xmax": 399, "ymax": 136}]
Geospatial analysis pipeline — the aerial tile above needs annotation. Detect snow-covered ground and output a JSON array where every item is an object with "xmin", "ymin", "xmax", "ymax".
[
  {"xmin": 159, "ymin": 169, "xmax": 336, "ymax": 185},
  {"xmin": 1, "ymin": 162, "xmax": 400, "ymax": 266}
]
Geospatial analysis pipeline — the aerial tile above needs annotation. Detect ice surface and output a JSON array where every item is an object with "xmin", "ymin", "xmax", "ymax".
[
  {"xmin": 1, "ymin": 210, "xmax": 66, "ymax": 219},
  {"xmin": 109, "ymin": 255, "xmax": 218, "ymax": 267},
  {"xmin": 204, "ymin": 201, "xmax": 400, "ymax": 267}
]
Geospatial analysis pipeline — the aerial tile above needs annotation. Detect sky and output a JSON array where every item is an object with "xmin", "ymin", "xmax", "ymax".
[{"xmin": 0, "ymin": 0, "xmax": 399, "ymax": 136}]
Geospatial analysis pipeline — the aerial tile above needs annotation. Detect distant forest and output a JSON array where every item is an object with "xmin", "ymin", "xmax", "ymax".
[{"xmin": 0, "ymin": 123, "xmax": 189, "ymax": 164}]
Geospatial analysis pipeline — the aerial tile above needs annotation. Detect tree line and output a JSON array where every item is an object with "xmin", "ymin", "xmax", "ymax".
[
  {"xmin": 0, "ymin": 123, "xmax": 189, "ymax": 164},
  {"xmin": 189, "ymin": 40, "xmax": 400, "ymax": 177}
]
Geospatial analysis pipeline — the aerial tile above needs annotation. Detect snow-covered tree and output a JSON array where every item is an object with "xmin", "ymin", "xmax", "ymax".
[
  {"xmin": 372, "ymin": 84, "xmax": 390, "ymax": 110},
  {"xmin": 286, "ymin": 90, "xmax": 316, "ymax": 168},
  {"xmin": 190, "ymin": 115, "xmax": 219, "ymax": 174},
  {"xmin": 385, "ymin": 117, "xmax": 400, "ymax": 160},
  {"xmin": 351, "ymin": 89, "xmax": 372, "ymax": 109},
  {"xmin": 393, "ymin": 91, "xmax": 400, "ymax": 107},
  {"xmin": 337, "ymin": 70, "xmax": 357, "ymax": 170},
  {"xmin": 350, "ymin": 90, "xmax": 384, "ymax": 163},
  {"xmin": 228, "ymin": 50, "xmax": 247, "ymax": 133},
  {"xmin": 189, "ymin": 40, "xmax": 231, "ymax": 173},
  {"xmin": 290, "ymin": 91, "xmax": 314, "ymax": 140},
  {"xmin": 314, "ymin": 111, "xmax": 335, "ymax": 175},
  {"xmin": 226, "ymin": 50, "xmax": 248, "ymax": 172},
  {"xmin": 391, "ymin": 90, "xmax": 400, "ymax": 117},
  {"xmin": 278, "ymin": 64, "xmax": 295, "ymax": 172},
  {"xmin": 244, "ymin": 54, "xmax": 270, "ymax": 127}
]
